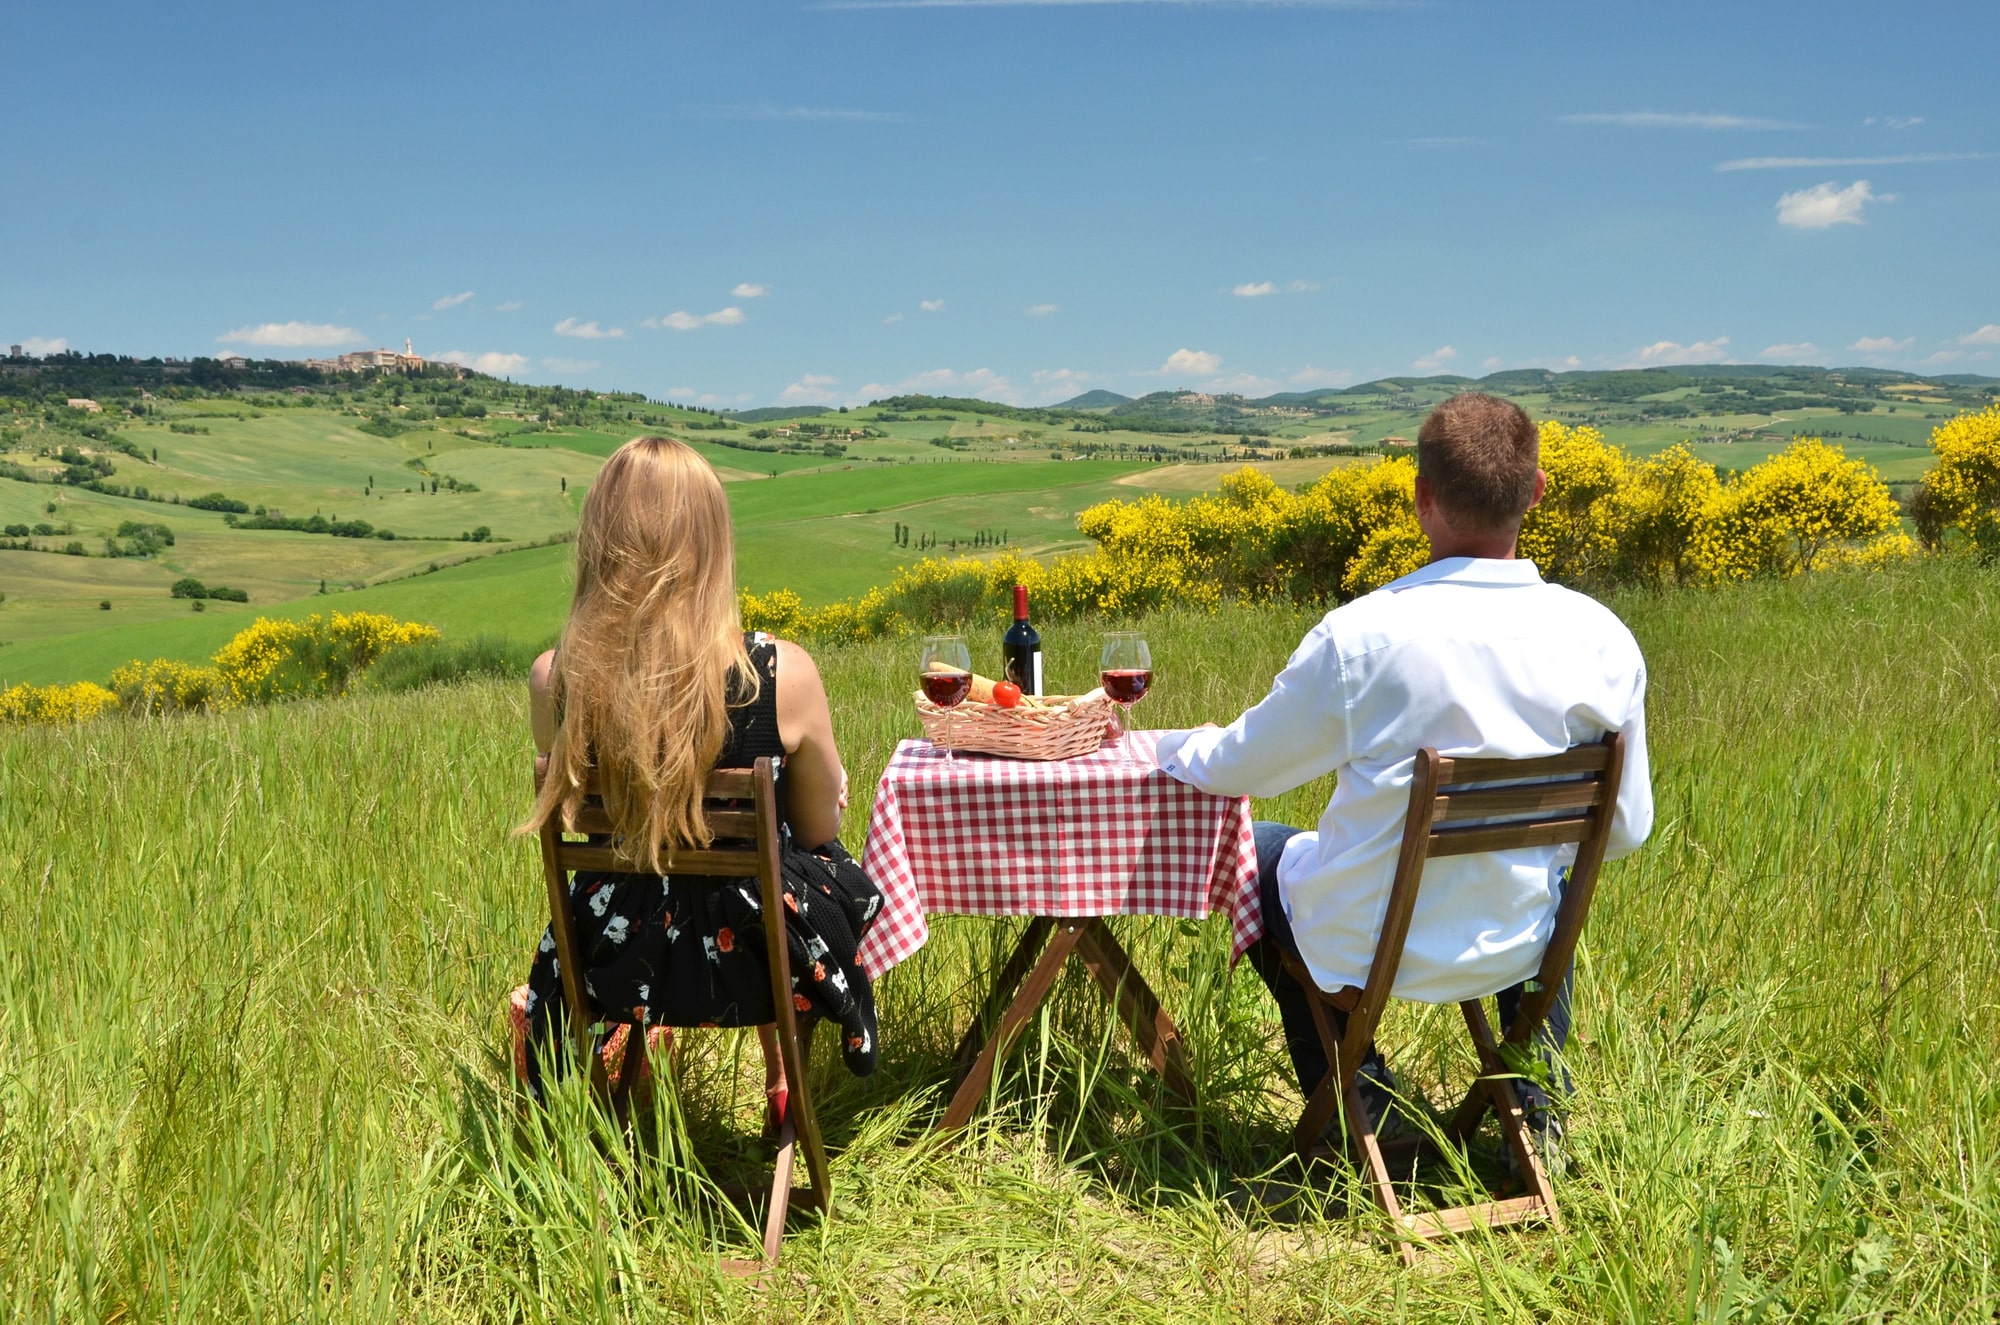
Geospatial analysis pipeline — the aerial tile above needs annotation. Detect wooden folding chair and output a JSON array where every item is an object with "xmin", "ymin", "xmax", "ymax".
[
  {"xmin": 1280, "ymin": 733, "xmax": 1625, "ymax": 1263},
  {"xmin": 533, "ymin": 754, "xmax": 829, "ymax": 1275}
]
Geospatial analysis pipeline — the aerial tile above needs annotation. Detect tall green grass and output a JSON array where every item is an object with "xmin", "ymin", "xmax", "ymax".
[{"xmin": 2, "ymin": 559, "xmax": 1996, "ymax": 1321}]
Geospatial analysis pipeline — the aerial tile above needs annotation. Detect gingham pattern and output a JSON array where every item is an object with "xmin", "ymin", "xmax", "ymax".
[{"xmin": 856, "ymin": 730, "xmax": 1263, "ymax": 977}]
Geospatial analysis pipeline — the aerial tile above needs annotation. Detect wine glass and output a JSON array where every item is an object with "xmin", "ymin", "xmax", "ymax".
[
  {"xmin": 919, "ymin": 634, "xmax": 974, "ymax": 766},
  {"xmin": 1099, "ymin": 631, "xmax": 1153, "ymax": 766}
]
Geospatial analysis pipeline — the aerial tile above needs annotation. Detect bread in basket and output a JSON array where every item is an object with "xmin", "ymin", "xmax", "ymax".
[{"xmin": 914, "ymin": 673, "xmax": 1119, "ymax": 760}]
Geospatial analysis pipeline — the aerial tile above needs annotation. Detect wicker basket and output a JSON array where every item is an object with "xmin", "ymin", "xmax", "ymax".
[{"xmin": 915, "ymin": 689, "xmax": 1120, "ymax": 761}]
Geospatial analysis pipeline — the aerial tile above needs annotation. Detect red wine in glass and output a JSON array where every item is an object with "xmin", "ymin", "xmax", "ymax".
[
  {"xmin": 919, "ymin": 634, "xmax": 973, "ymax": 766},
  {"xmin": 1099, "ymin": 631, "xmax": 1152, "ymax": 765},
  {"xmin": 1099, "ymin": 669, "xmax": 1152, "ymax": 704},
  {"xmin": 921, "ymin": 670, "xmax": 973, "ymax": 706}
]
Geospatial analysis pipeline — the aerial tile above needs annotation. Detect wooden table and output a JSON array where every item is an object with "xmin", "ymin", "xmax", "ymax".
[{"xmin": 857, "ymin": 730, "xmax": 1263, "ymax": 1128}]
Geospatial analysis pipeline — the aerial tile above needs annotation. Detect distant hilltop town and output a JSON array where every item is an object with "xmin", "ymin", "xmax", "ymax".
[
  {"xmin": 299, "ymin": 339, "xmax": 432, "ymax": 375},
  {"xmin": 5, "ymin": 338, "xmax": 451, "ymax": 378}
]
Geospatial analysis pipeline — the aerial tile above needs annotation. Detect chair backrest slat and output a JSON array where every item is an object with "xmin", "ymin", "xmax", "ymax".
[
  {"xmin": 556, "ymin": 843, "xmax": 764, "ymax": 877},
  {"xmin": 1430, "ymin": 780, "xmax": 1604, "ymax": 825},
  {"xmin": 1426, "ymin": 816, "xmax": 1596, "ymax": 857},
  {"xmin": 1436, "ymin": 743, "xmax": 1612, "ymax": 786},
  {"xmin": 556, "ymin": 801, "xmax": 761, "ymax": 842}
]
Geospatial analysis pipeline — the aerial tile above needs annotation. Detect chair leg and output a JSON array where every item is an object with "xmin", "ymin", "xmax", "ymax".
[
  {"xmin": 787, "ymin": 1019, "xmax": 831, "ymax": 1211},
  {"xmin": 1345, "ymin": 1077, "xmax": 1419, "ymax": 1267}
]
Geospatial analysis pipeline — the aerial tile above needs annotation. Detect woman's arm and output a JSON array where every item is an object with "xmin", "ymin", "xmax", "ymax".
[
  {"xmin": 772, "ymin": 639, "xmax": 846, "ymax": 849},
  {"xmin": 528, "ymin": 649, "xmax": 557, "ymax": 755}
]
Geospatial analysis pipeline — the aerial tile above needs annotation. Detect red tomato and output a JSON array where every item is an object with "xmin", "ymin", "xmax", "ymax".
[{"xmin": 992, "ymin": 681, "xmax": 1022, "ymax": 708}]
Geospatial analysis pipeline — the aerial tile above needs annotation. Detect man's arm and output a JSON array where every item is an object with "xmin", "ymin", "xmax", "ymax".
[
  {"xmin": 1154, "ymin": 619, "xmax": 1351, "ymax": 798},
  {"xmin": 1606, "ymin": 662, "xmax": 1652, "ymax": 859}
]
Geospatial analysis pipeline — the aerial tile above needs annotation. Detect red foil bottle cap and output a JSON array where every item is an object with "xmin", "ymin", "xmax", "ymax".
[{"xmin": 1012, "ymin": 584, "xmax": 1029, "ymax": 619}]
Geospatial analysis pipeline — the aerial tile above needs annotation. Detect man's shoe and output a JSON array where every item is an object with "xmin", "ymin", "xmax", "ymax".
[
  {"xmin": 1506, "ymin": 1085, "xmax": 1565, "ymax": 1182},
  {"xmin": 1321, "ymin": 1063, "xmax": 1411, "ymax": 1149}
]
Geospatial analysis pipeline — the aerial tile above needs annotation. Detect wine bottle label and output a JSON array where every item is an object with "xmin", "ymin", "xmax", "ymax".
[{"xmin": 1032, "ymin": 652, "xmax": 1043, "ymax": 694}]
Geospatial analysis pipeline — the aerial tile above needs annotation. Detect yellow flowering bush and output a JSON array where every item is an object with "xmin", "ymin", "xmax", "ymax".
[
  {"xmin": 1617, "ymin": 443, "xmax": 1725, "ymax": 586},
  {"xmin": 1691, "ymin": 438, "xmax": 1902, "ymax": 582},
  {"xmin": 0, "ymin": 681, "xmax": 120, "ymax": 724},
  {"xmin": 1518, "ymin": 422, "xmax": 1632, "ymax": 589},
  {"xmin": 210, "ymin": 611, "xmax": 440, "ymax": 704},
  {"xmin": 1920, "ymin": 404, "xmax": 2000, "ymax": 556},
  {"xmin": 108, "ymin": 659, "xmax": 231, "ymax": 714}
]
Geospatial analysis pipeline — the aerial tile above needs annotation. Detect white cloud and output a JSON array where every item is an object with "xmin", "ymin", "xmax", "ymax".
[
  {"xmin": 920, "ymin": 299, "xmax": 946, "ymax": 312},
  {"xmin": 1481, "ymin": 356, "xmax": 1504, "ymax": 370},
  {"xmin": 1850, "ymin": 335, "xmax": 1914, "ymax": 354},
  {"xmin": 20, "ymin": 336, "xmax": 68, "ymax": 356},
  {"xmin": 644, "ymin": 307, "xmax": 745, "ymax": 331},
  {"xmin": 1233, "ymin": 281, "xmax": 1278, "ymax": 298},
  {"xmin": 1925, "ymin": 349, "xmax": 1966, "ymax": 365},
  {"xmin": 1631, "ymin": 336, "xmax": 1733, "ymax": 366},
  {"xmin": 1776, "ymin": 180, "xmax": 1887, "ymax": 229},
  {"xmin": 1863, "ymin": 116, "xmax": 1925, "ymax": 130},
  {"xmin": 1411, "ymin": 345, "xmax": 1458, "ymax": 373},
  {"xmin": 432, "ymin": 290, "xmax": 475, "ymax": 311},
  {"xmin": 435, "ymin": 350, "xmax": 530, "ymax": 376},
  {"xmin": 855, "ymin": 367, "xmax": 1019, "ymax": 405},
  {"xmin": 1287, "ymin": 279, "xmax": 1321, "ymax": 293},
  {"xmin": 1759, "ymin": 342, "xmax": 1823, "ymax": 360},
  {"xmin": 731, "ymin": 283, "xmax": 770, "ymax": 298},
  {"xmin": 883, "ymin": 312, "xmax": 905, "ymax": 324},
  {"xmin": 1405, "ymin": 136, "xmax": 1479, "ymax": 148},
  {"xmin": 1562, "ymin": 111, "xmax": 1807, "ymax": 130},
  {"xmin": 1722, "ymin": 152, "xmax": 1988, "ymax": 172},
  {"xmin": 780, "ymin": 373, "xmax": 841, "ymax": 404},
  {"xmin": 1288, "ymin": 365, "xmax": 1353, "ymax": 386},
  {"xmin": 1958, "ymin": 324, "xmax": 2000, "ymax": 346},
  {"xmin": 218, "ymin": 320, "xmax": 363, "ymax": 348},
  {"xmin": 1161, "ymin": 348, "xmax": 1222, "ymax": 377},
  {"xmin": 496, "ymin": 300, "xmax": 523, "ymax": 312},
  {"xmin": 1026, "ymin": 303, "xmax": 1059, "ymax": 316},
  {"xmin": 553, "ymin": 317, "xmax": 624, "ymax": 339},
  {"xmin": 702, "ymin": 103, "xmax": 908, "ymax": 123},
  {"xmin": 542, "ymin": 357, "xmax": 601, "ymax": 374}
]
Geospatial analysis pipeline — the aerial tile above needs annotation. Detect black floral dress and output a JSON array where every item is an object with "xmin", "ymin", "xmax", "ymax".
[{"xmin": 521, "ymin": 633, "xmax": 880, "ymax": 1097}]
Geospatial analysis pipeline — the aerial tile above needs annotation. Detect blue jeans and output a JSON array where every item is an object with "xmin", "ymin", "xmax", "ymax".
[{"xmin": 1245, "ymin": 821, "xmax": 1573, "ymax": 1105}]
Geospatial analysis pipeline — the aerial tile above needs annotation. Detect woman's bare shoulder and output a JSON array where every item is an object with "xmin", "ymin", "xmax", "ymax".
[{"xmin": 529, "ymin": 648, "xmax": 557, "ymax": 696}]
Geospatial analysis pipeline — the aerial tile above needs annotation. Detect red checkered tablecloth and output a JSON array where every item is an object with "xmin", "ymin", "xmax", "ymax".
[{"xmin": 856, "ymin": 729, "xmax": 1263, "ymax": 977}]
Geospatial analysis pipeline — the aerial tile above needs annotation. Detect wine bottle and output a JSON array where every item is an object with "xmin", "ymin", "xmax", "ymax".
[{"xmin": 1001, "ymin": 584, "xmax": 1043, "ymax": 695}]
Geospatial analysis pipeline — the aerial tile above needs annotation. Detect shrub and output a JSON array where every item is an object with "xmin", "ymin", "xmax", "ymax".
[
  {"xmin": 0, "ymin": 681, "xmax": 120, "ymax": 725},
  {"xmin": 109, "ymin": 659, "xmax": 229, "ymax": 715},
  {"xmin": 210, "ymin": 611, "xmax": 441, "ymax": 704},
  {"xmin": 186, "ymin": 492, "xmax": 250, "ymax": 514},
  {"xmin": 1922, "ymin": 404, "xmax": 2000, "ymax": 557},
  {"xmin": 170, "ymin": 577, "xmax": 208, "ymax": 599}
]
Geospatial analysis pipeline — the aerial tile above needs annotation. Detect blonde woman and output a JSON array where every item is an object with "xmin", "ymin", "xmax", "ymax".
[{"xmin": 514, "ymin": 436, "xmax": 877, "ymax": 1103}]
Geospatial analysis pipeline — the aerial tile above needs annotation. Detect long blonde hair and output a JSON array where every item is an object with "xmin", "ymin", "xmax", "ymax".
[{"xmin": 523, "ymin": 436, "xmax": 757, "ymax": 869}]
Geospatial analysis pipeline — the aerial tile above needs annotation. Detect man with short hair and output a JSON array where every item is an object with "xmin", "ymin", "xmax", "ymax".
[{"xmin": 1155, "ymin": 391, "xmax": 1653, "ymax": 1154}]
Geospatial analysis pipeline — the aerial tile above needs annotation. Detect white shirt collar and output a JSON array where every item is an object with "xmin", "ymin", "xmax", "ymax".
[{"xmin": 1383, "ymin": 556, "xmax": 1545, "ymax": 593}]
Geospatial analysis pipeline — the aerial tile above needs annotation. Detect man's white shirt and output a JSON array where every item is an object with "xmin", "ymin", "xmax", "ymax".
[{"xmin": 1154, "ymin": 557, "xmax": 1652, "ymax": 1003}]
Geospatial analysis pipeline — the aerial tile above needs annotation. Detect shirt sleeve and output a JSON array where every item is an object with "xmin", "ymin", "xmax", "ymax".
[
  {"xmin": 1606, "ymin": 661, "xmax": 1653, "ymax": 859},
  {"xmin": 1154, "ymin": 619, "xmax": 1352, "ymax": 798}
]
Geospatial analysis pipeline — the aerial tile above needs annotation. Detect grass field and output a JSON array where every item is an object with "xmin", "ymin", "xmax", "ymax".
[{"xmin": 2, "ymin": 557, "xmax": 1995, "ymax": 1320}]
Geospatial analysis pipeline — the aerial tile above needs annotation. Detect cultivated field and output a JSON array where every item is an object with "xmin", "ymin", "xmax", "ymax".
[
  {"xmin": 1, "ymin": 365, "xmax": 1973, "ymax": 687},
  {"xmin": 3, "ymin": 557, "xmax": 1995, "ymax": 1320}
]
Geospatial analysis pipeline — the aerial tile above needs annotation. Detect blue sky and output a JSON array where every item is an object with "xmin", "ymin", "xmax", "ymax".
[{"xmin": 3, "ymin": 0, "xmax": 1996, "ymax": 406}]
